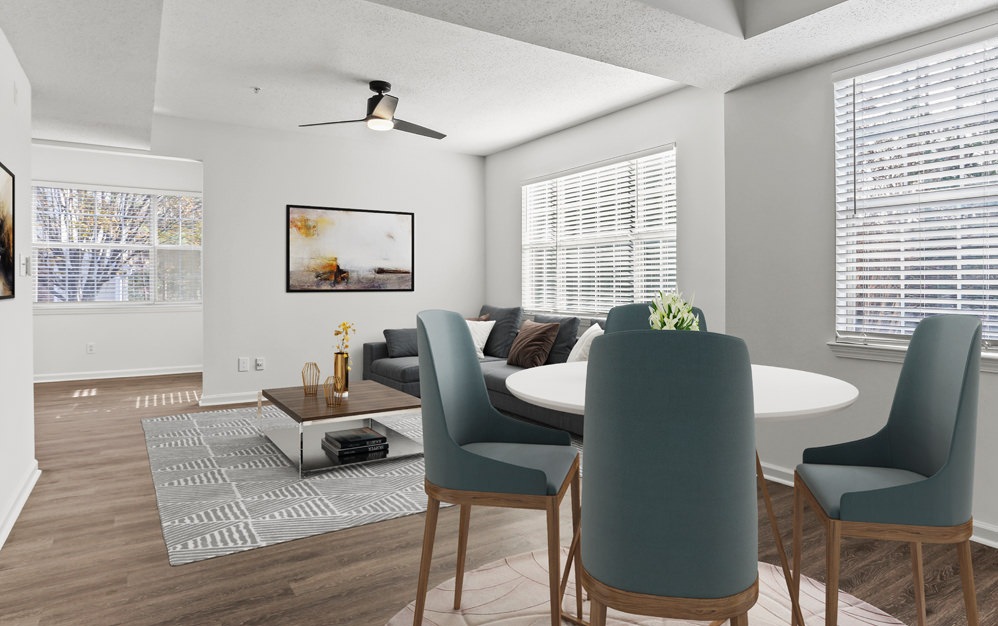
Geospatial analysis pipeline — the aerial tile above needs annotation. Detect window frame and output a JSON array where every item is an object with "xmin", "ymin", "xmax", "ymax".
[
  {"xmin": 829, "ymin": 34, "xmax": 998, "ymax": 369},
  {"xmin": 31, "ymin": 181, "xmax": 203, "ymax": 312},
  {"xmin": 521, "ymin": 145, "xmax": 678, "ymax": 318}
]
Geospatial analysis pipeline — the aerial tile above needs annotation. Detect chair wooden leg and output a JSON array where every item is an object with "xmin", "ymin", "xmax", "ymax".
[
  {"xmin": 910, "ymin": 542, "xmax": 927, "ymax": 626},
  {"xmin": 413, "ymin": 494, "xmax": 441, "ymax": 626},
  {"xmin": 571, "ymin": 468, "xmax": 583, "ymax": 619},
  {"xmin": 792, "ymin": 474, "xmax": 805, "ymax": 626},
  {"xmin": 730, "ymin": 613, "xmax": 749, "ymax": 626},
  {"xmin": 454, "ymin": 504, "xmax": 471, "ymax": 610},
  {"xmin": 546, "ymin": 496, "xmax": 562, "ymax": 626},
  {"xmin": 826, "ymin": 519, "xmax": 841, "ymax": 626},
  {"xmin": 957, "ymin": 540, "xmax": 980, "ymax": 626},
  {"xmin": 589, "ymin": 597, "xmax": 607, "ymax": 626}
]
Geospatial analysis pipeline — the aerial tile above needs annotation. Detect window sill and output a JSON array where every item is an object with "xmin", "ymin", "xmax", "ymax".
[
  {"xmin": 827, "ymin": 341, "xmax": 998, "ymax": 374},
  {"xmin": 34, "ymin": 303, "xmax": 203, "ymax": 316}
]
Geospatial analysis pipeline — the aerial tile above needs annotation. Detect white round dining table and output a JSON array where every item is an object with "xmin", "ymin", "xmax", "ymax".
[{"xmin": 505, "ymin": 360, "xmax": 859, "ymax": 420}]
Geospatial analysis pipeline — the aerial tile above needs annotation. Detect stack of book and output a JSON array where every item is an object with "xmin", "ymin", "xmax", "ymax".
[{"xmin": 322, "ymin": 427, "xmax": 389, "ymax": 464}]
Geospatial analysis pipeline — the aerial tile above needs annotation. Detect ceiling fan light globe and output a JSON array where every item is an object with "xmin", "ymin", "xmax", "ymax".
[{"xmin": 366, "ymin": 118, "xmax": 394, "ymax": 131}]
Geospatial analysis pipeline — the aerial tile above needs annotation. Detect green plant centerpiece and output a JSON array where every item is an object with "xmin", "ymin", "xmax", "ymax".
[{"xmin": 648, "ymin": 290, "xmax": 699, "ymax": 331}]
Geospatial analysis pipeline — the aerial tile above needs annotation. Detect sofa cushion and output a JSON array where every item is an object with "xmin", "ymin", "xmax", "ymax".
[
  {"xmin": 480, "ymin": 305, "xmax": 523, "ymax": 358},
  {"xmin": 480, "ymin": 360, "xmax": 524, "ymax": 393},
  {"xmin": 533, "ymin": 314, "xmax": 580, "ymax": 364},
  {"xmin": 370, "ymin": 356, "xmax": 421, "ymax": 383},
  {"xmin": 507, "ymin": 320, "xmax": 559, "ymax": 369},
  {"xmin": 383, "ymin": 328, "xmax": 418, "ymax": 358}
]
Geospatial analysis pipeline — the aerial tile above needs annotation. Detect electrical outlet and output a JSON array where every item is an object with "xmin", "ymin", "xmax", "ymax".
[
  {"xmin": 255, "ymin": 357, "xmax": 265, "ymax": 371},
  {"xmin": 237, "ymin": 357, "xmax": 249, "ymax": 372},
  {"xmin": 86, "ymin": 342, "xmax": 96, "ymax": 355}
]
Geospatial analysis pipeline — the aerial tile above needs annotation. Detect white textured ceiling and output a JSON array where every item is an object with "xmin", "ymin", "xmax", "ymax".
[{"xmin": 0, "ymin": 0, "xmax": 994, "ymax": 155}]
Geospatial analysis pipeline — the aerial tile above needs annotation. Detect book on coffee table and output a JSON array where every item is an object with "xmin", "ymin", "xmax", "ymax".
[
  {"xmin": 321, "ymin": 439, "xmax": 390, "ymax": 464},
  {"xmin": 324, "ymin": 426, "xmax": 388, "ymax": 449}
]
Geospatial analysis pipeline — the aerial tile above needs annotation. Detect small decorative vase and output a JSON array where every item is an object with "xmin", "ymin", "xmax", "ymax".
[
  {"xmin": 302, "ymin": 362, "xmax": 320, "ymax": 396},
  {"xmin": 323, "ymin": 376, "xmax": 343, "ymax": 406},
  {"xmin": 333, "ymin": 352, "xmax": 349, "ymax": 398}
]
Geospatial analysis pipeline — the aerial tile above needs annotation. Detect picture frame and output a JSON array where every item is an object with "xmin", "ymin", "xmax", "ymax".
[
  {"xmin": 286, "ymin": 205, "xmax": 414, "ymax": 292},
  {"xmin": 0, "ymin": 159, "xmax": 14, "ymax": 300}
]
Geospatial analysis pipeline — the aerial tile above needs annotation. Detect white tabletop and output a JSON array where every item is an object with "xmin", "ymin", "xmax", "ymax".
[{"xmin": 505, "ymin": 361, "xmax": 858, "ymax": 420}]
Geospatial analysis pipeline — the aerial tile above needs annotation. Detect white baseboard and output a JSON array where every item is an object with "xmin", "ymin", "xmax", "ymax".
[
  {"xmin": 0, "ymin": 461, "xmax": 41, "ymax": 551},
  {"xmin": 34, "ymin": 364, "xmax": 202, "ymax": 383},
  {"xmin": 759, "ymin": 460, "xmax": 998, "ymax": 548},
  {"xmin": 198, "ymin": 391, "xmax": 260, "ymax": 406}
]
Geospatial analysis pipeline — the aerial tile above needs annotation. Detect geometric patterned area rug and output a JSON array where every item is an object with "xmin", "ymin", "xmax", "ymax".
[
  {"xmin": 387, "ymin": 549, "xmax": 905, "ymax": 625},
  {"xmin": 142, "ymin": 406, "xmax": 429, "ymax": 566}
]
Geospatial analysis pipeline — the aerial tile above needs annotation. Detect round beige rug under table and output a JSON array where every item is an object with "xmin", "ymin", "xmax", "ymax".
[{"xmin": 388, "ymin": 547, "xmax": 904, "ymax": 625}]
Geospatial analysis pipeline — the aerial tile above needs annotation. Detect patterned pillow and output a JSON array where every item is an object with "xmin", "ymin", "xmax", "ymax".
[{"xmin": 466, "ymin": 320, "xmax": 496, "ymax": 360}]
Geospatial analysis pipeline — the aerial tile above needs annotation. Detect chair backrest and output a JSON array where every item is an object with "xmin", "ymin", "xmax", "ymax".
[
  {"xmin": 416, "ymin": 310, "xmax": 497, "ymax": 482},
  {"xmin": 603, "ymin": 302, "xmax": 707, "ymax": 333},
  {"xmin": 886, "ymin": 314, "xmax": 980, "ymax": 509},
  {"xmin": 581, "ymin": 329, "xmax": 756, "ymax": 599}
]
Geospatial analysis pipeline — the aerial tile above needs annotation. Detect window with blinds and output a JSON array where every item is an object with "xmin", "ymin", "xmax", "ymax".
[
  {"xmin": 32, "ymin": 185, "xmax": 203, "ymax": 305},
  {"xmin": 834, "ymin": 37, "xmax": 998, "ymax": 345},
  {"xmin": 522, "ymin": 147, "xmax": 676, "ymax": 315}
]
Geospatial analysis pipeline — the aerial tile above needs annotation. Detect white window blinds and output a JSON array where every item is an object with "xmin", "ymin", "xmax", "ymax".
[
  {"xmin": 522, "ymin": 148, "xmax": 677, "ymax": 315},
  {"xmin": 834, "ymin": 37, "xmax": 998, "ymax": 343},
  {"xmin": 32, "ymin": 185, "xmax": 203, "ymax": 304}
]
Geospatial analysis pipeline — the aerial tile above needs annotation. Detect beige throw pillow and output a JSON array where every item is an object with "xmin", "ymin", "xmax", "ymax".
[
  {"xmin": 466, "ymin": 320, "xmax": 496, "ymax": 360},
  {"xmin": 567, "ymin": 323, "xmax": 603, "ymax": 362}
]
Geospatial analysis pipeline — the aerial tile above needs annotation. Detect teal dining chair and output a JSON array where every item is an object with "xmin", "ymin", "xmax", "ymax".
[
  {"xmin": 792, "ymin": 314, "xmax": 982, "ymax": 626},
  {"xmin": 412, "ymin": 309, "xmax": 581, "ymax": 626},
  {"xmin": 603, "ymin": 302, "xmax": 707, "ymax": 333},
  {"xmin": 581, "ymin": 329, "xmax": 758, "ymax": 625}
]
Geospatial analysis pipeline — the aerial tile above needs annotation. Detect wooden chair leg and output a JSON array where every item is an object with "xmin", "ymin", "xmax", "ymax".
[
  {"xmin": 910, "ymin": 542, "xmax": 927, "ymax": 626},
  {"xmin": 546, "ymin": 496, "xmax": 562, "ymax": 626},
  {"xmin": 792, "ymin": 474, "xmax": 805, "ymax": 626},
  {"xmin": 589, "ymin": 597, "xmax": 607, "ymax": 626},
  {"xmin": 571, "ymin": 467, "xmax": 583, "ymax": 619},
  {"xmin": 730, "ymin": 613, "xmax": 749, "ymax": 626},
  {"xmin": 826, "ymin": 519, "xmax": 841, "ymax": 626},
  {"xmin": 957, "ymin": 540, "xmax": 980, "ymax": 626},
  {"xmin": 453, "ymin": 504, "xmax": 471, "ymax": 609},
  {"xmin": 413, "ymin": 494, "xmax": 441, "ymax": 626}
]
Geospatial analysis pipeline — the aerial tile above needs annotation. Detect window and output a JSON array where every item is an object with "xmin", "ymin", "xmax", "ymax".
[
  {"xmin": 834, "ymin": 37, "xmax": 998, "ymax": 347},
  {"xmin": 521, "ymin": 147, "xmax": 677, "ymax": 315},
  {"xmin": 32, "ymin": 184, "xmax": 202, "ymax": 305}
]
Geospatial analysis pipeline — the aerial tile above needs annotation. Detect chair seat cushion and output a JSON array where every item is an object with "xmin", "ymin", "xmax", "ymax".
[
  {"xmin": 462, "ymin": 442, "xmax": 577, "ymax": 495},
  {"xmin": 796, "ymin": 463, "xmax": 926, "ymax": 520}
]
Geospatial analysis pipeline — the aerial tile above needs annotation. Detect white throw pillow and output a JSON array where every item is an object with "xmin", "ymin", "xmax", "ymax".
[
  {"xmin": 466, "ymin": 320, "xmax": 496, "ymax": 360},
  {"xmin": 567, "ymin": 323, "xmax": 603, "ymax": 362}
]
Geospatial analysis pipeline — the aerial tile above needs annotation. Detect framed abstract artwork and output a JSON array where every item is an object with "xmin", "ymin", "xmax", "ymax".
[
  {"xmin": 0, "ymin": 160, "xmax": 13, "ymax": 299},
  {"xmin": 286, "ymin": 205, "xmax": 414, "ymax": 292}
]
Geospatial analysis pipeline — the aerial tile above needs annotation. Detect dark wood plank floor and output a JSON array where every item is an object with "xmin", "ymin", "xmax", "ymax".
[{"xmin": 0, "ymin": 373, "xmax": 994, "ymax": 625}]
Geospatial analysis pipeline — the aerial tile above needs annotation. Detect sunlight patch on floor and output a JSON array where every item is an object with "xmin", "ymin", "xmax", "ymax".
[{"xmin": 135, "ymin": 390, "xmax": 200, "ymax": 408}]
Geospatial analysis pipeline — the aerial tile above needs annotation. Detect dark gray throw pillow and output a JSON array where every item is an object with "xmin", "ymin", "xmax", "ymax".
[
  {"xmin": 383, "ymin": 328, "xmax": 418, "ymax": 358},
  {"xmin": 534, "ymin": 314, "xmax": 580, "ymax": 364},
  {"xmin": 479, "ymin": 304, "xmax": 523, "ymax": 358}
]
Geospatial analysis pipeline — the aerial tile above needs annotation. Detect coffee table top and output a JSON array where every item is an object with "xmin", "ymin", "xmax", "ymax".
[{"xmin": 262, "ymin": 380, "xmax": 420, "ymax": 423}]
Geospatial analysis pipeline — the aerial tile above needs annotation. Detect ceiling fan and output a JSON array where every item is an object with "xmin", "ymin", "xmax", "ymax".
[{"xmin": 300, "ymin": 80, "xmax": 446, "ymax": 140}]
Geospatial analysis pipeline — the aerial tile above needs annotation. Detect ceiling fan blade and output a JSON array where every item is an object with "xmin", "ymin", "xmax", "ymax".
[
  {"xmin": 368, "ymin": 94, "xmax": 398, "ymax": 120},
  {"xmin": 298, "ymin": 119, "xmax": 365, "ymax": 128},
  {"xmin": 393, "ymin": 118, "xmax": 446, "ymax": 139}
]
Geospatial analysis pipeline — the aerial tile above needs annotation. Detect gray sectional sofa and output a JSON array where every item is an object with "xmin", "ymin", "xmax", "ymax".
[{"xmin": 362, "ymin": 305, "xmax": 594, "ymax": 436}]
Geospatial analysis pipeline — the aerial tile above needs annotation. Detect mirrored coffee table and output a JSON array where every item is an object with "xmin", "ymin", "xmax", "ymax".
[{"xmin": 258, "ymin": 380, "xmax": 422, "ymax": 477}]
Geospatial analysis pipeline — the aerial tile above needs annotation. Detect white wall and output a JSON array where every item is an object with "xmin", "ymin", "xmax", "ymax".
[
  {"xmin": 31, "ymin": 145, "xmax": 203, "ymax": 381},
  {"xmin": 725, "ymin": 14, "xmax": 998, "ymax": 543},
  {"xmin": 0, "ymin": 25, "xmax": 37, "ymax": 549},
  {"xmin": 151, "ymin": 116, "xmax": 485, "ymax": 404},
  {"xmin": 483, "ymin": 87, "xmax": 727, "ymax": 331}
]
